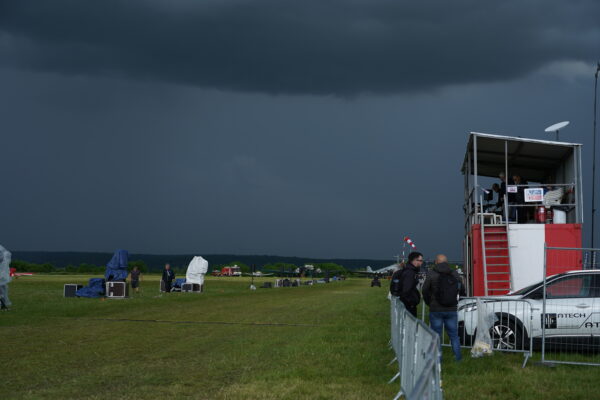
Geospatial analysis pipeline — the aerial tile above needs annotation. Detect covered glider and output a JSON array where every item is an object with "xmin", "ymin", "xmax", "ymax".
[
  {"xmin": 76, "ymin": 278, "xmax": 106, "ymax": 298},
  {"xmin": 105, "ymin": 249, "xmax": 129, "ymax": 282},
  {"xmin": 186, "ymin": 256, "xmax": 208, "ymax": 286},
  {"xmin": 75, "ymin": 250, "xmax": 127, "ymax": 298}
]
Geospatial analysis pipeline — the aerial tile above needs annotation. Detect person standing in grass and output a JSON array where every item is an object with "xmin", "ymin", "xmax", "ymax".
[
  {"xmin": 422, "ymin": 254, "xmax": 465, "ymax": 362},
  {"xmin": 390, "ymin": 251, "xmax": 423, "ymax": 318},
  {"xmin": 129, "ymin": 266, "xmax": 142, "ymax": 293},
  {"xmin": 162, "ymin": 263, "xmax": 175, "ymax": 292}
]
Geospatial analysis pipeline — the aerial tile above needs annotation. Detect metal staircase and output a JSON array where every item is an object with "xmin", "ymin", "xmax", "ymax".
[{"xmin": 481, "ymin": 225, "xmax": 511, "ymax": 295}]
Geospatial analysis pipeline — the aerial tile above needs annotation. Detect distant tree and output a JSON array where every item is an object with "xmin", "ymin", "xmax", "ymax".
[
  {"xmin": 314, "ymin": 263, "xmax": 347, "ymax": 275},
  {"xmin": 31, "ymin": 262, "xmax": 55, "ymax": 273},
  {"xmin": 262, "ymin": 262, "xmax": 297, "ymax": 274},
  {"xmin": 41, "ymin": 263, "xmax": 55, "ymax": 273},
  {"xmin": 11, "ymin": 261, "xmax": 56, "ymax": 273},
  {"xmin": 10, "ymin": 260, "xmax": 30, "ymax": 272},
  {"xmin": 128, "ymin": 260, "xmax": 148, "ymax": 273},
  {"xmin": 77, "ymin": 263, "xmax": 103, "ymax": 273},
  {"xmin": 66, "ymin": 264, "xmax": 78, "ymax": 273}
]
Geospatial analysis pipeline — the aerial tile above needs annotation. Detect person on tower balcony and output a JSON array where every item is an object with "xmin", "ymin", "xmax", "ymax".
[{"xmin": 512, "ymin": 174, "xmax": 529, "ymax": 223}]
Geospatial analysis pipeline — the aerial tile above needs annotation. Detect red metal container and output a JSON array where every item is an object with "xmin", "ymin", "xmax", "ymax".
[{"xmin": 537, "ymin": 206, "xmax": 546, "ymax": 223}]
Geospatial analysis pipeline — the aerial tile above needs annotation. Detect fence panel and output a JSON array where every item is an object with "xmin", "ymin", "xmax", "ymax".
[
  {"xmin": 410, "ymin": 322, "xmax": 442, "ymax": 400},
  {"xmin": 400, "ymin": 313, "xmax": 418, "ymax": 395},
  {"xmin": 442, "ymin": 297, "xmax": 533, "ymax": 367},
  {"xmin": 542, "ymin": 246, "xmax": 600, "ymax": 366},
  {"xmin": 390, "ymin": 298, "xmax": 442, "ymax": 400}
]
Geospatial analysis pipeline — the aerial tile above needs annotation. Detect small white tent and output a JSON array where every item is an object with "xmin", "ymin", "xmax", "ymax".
[{"xmin": 186, "ymin": 256, "xmax": 208, "ymax": 286}]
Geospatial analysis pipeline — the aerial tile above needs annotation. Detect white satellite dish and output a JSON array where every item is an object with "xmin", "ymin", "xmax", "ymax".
[
  {"xmin": 544, "ymin": 121, "xmax": 569, "ymax": 141},
  {"xmin": 544, "ymin": 121, "xmax": 570, "ymax": 132}
]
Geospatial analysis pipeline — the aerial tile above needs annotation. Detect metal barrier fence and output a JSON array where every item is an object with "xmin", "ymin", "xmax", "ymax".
[
  {"xmin": 389, "ymin": 297, "xmax": 442, "ymax": 400},
  {"xmin": 542, "ymin": 246, "xmax": 600, "ymax": 366},
  {"xmin": 441, "ymin": 297, "xmax": 533, "ymax": 368}
]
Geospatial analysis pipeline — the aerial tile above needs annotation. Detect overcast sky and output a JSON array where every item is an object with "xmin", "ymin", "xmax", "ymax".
[{"xmin": 1, "ymin": 1, "xmax": 599, "ymax": 260}]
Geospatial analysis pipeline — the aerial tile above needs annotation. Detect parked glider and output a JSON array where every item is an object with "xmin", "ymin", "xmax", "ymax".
[
  {"xmin": 355, "ymin": 264, "xmax": 399, "ymax": 276},
  {"xmin": 9, "ymin": 268, "xmax": 34, "ymax": 277},
  {"xmin": 243, "ymin": 271, "xmax": 274, "ymax": 277}
]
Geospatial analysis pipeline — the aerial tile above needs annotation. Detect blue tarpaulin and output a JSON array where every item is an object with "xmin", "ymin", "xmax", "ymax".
[
  {"xmin": 76, "ymin": 278, "xmax": 106, "ymax": 298},
  {"xmin": 173, "ymin": 278, "xmax": 186, "ymax": 288},
  {"xmin": 105, "ymin": 249, "xmax": 128, "ymax": 281}
]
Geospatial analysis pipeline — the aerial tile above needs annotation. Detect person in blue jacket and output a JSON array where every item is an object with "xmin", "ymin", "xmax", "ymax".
[{"xmin": 162, "ymin": 263, "xmax": 175, "ymax": 292}]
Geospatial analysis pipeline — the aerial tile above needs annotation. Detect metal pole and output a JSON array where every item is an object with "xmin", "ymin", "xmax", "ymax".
[
  {"xmin": 578, "ymin": 146, "xmax": 585, "ymax": 224},
  {"xmin": 474, "ymin": 135, "xmax": 479, "ymax": 223},
  {"xmin": 505, "ymin": 140, "xmax": 509, "ymax": 223},
  {"xmin": 481, "ymin": 194, "xmax": 488, "ymax": 296},
  {"xmin": 592, "ymin": 62, "xmax": 599, "ymax": 248},
  {"xmin": 541, "ymin": 243, "xmax": 548, "ymax": 363},
  {"xmin": 402, "ymin": 242, "xmax": 406, "ymax": 264},
  {"xmin": 574, "ymin": 144, "xmax": 580, "ymax": 224},
  {"xmin": 468, "ymin": 148, "xmax": 472, "ymax": 218},
  {"xmin": 466, "ymin": 145, "xmax": 473, "ymax": 296},
  {"xmin": 465, "ymin": 237, "xmax": 470, "ymax": 296}
]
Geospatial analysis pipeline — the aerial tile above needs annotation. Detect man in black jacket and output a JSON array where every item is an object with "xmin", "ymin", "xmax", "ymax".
[
  {"xmin": 162, "ymin": 263, "xmax": 175, "ymax": 293},
  {"xmin": 390, "ymin": 252, "xmax": 423, "ymax": 317},
  {"xmin": 422, "ymin": 254, "xmax": 466, "ymax": 361}
]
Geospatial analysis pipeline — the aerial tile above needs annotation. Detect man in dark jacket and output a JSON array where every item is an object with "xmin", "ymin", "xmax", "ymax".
[
  {"xmin": 162, "ymin": 263, "xmax": 175, "ymax": 292},
  {"xmin": 422, "ymin": 254, "xmax": 466, "ymax": 361},
  {"xmin": 390, "ymin": 252, "xmax": 423, "ymax": 317}
]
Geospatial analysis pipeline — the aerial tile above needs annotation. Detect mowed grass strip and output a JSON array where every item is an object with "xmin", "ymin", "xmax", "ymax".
[
  {"xmin": 1, "ymin": 276, "xmax": 394, "ymax": 399},
  {"xmin": 0, "ymin": 275, "xmax": 598, "ymax": 399}
]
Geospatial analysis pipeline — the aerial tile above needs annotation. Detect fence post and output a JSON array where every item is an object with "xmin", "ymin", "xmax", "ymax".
[{"xmin": 541, "ymin": 242, "xmax": 547, "ymax": 364}]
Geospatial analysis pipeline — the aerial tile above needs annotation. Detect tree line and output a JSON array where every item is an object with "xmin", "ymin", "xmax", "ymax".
[
  {"xmin": 10, "ymin": 260, "xmax": 149, "ymax": 274},
  {"xmin": 212, "ymin": 261, "xmax": 347, "ymax": 275},
  {"xmin": 10, "ymin": 260, "xmax": 348, "ymax": 275}
]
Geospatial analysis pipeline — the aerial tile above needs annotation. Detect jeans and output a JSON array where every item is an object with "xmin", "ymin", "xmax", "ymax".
[{"xmin": 429, "ymin": 311, "xmax": 462, "ymax": 361}]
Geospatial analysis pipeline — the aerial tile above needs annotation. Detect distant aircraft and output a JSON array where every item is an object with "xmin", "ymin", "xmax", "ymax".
[
  {"xmin": 355, "ymin": 264, "xmax": 399, "ymax": 276},
  {"xmin": 242, "ymin": 271, "xmax": 274, "ymax": 277},
  {"xmin": 9, "ymin": 268, "xmax": 34, "ymax": 277}
]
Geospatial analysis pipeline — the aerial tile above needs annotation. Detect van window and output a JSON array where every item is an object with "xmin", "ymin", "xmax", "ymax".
[{"xmin": 546, "ymin": 275, "xmax": 593, "ymax": 299}]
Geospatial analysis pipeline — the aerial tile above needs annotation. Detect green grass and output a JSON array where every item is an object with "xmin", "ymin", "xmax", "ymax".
[{"xmin": 0, "ymin": 276, "xmax": 598, "ymax": 399}]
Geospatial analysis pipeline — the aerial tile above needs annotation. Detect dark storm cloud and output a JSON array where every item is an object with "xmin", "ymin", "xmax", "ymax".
[{"xmin": 0, "ymin": 0, "xmax": 598, "ymax": 95}]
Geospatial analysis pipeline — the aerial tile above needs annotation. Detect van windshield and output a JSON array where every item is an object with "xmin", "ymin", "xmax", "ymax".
[
  {"xmin": 510, "ymin": 281, "xmax": 542, "ymax": 295},
  {"xmin": 510, "ymin": 273, "xmax": 565, "ymax": 295}
]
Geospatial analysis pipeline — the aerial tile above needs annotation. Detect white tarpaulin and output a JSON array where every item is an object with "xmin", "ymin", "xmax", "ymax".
[
  {"xmin": 0, "ymin": 244, "xmax": 12, "ymax": 308},
  {"xmin": 0, "ymin": 244, "xmax": 11, "ymax": 286},
  {"xmin": 186, "ymin": 256, "xmax": 208, "ymax": 285}
]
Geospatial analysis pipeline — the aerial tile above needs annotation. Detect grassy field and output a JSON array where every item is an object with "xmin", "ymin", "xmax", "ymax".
[{"xmin": 1, "ymin": 275, "xmax": 598, "ymax": 399}]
